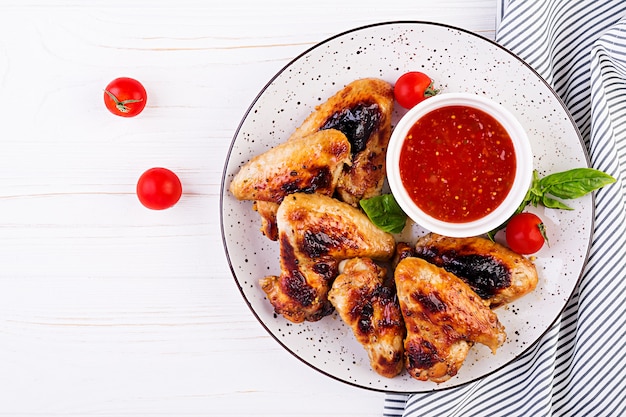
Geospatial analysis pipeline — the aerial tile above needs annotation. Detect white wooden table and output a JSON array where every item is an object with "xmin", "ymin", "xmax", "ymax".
[{"xmin": 0, "ymin": 2, "xmax": 496, "ymax": 415}]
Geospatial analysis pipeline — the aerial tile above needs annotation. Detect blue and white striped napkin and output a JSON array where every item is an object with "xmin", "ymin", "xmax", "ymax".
[{"xmin": 384, "ymin": 1, "xmax": 626, "ymax": 415}]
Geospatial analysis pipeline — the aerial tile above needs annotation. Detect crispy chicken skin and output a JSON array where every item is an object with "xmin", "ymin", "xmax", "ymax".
[
  {"xmin": 252, "ymin": 200, "xmax": 280, "ymax": 241},
  {"xmin": 260, "ymin": 193, "xmax": 396, "ymax": 323},
  {"xmin": 328, "ymin": 258, "xmax": 405, "ymax": 378},
  {"xmin": 414, "ymin": 233, "xmax": 539, "ymax": 307},
  {"xmin": 393, "ymin": 241, "xmax": 416, "ymax": 269},
  {"xmin": 395, "ymin": 257, "xmax": 506, "ymax": 383},
  {"xmin": 289, "ymin": 78, "xmax": 394, "ymax": 206},
  {"xmin": 231, "ymin": 78, "xmax": 393, "ymax": 239},
  {"xmin": 229, "ymin": 129, "xmax": 351, "ymax": 204}
]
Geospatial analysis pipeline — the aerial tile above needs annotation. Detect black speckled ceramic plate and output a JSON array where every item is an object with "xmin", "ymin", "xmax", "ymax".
[{"xmin": 220, "ymin": 21, "xmax": 592, "ymax": 393}]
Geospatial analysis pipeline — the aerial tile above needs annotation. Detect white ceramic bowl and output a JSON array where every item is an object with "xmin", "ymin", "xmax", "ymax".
[{"xmin": 386, "ymin": 92, "xmax": 533, "ymax": 237}]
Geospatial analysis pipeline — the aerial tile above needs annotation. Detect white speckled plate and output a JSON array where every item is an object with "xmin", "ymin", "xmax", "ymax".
[{"xmin": 220, "ymin": 22, "xmax": 592, "ymax": 393}]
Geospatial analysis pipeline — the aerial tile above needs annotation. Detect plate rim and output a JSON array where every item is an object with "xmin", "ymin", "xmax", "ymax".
[{"xmin": 219, "ymin": 20, "xmax": 595, "ymax": 393}]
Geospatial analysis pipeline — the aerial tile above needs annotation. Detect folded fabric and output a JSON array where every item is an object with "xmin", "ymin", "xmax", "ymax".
[{"xmin": 384, "ymin": 1, "xmax": 626, "ymax": 416}]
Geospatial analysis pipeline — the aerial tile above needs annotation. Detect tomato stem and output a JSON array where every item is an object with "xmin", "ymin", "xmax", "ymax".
[
  {"xmin": 425, "ymin": 81, "xmax": 440, "ymax": 98},
  {"xmin": 538, "ymin": 222, "xmax": 550, "ymax": 247},
  {"xmin": 104, "ymin": 89, "xmax": 144, "ymax": 113}
]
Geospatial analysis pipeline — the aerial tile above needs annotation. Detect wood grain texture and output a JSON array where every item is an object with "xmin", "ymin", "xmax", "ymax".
[{"xmin": 0, "ymin": 1, "xmax": 495, "ymax": 415}]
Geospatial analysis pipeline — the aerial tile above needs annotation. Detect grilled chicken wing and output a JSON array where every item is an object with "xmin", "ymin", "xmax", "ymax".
[
  {"xmin": 414, "ymin": 233, "xmax": 538, "ymax": 307},
  {"xmin": 289, "ymin": 78, "xmax": 394, "ymax": 206},
  {"xmin": 393, "ymin": 241, "xmax": 416, "ymax": 268},
  {"xmin": 260, "ymin": 193, "xmax": 396, "ymax": 323},
  {"xmin": 395, "ymin": 257, "xmax": 506, "ymax": 382},
  {"xmin": 252, "ymin": 200, "xmax": 280, "ymax": 241},
  {"xmin": 328, "ymin": 258, "xmax": 405, "ymax": 378},
  {"xmin": 229, "ymin": 129, "xmax": 351, "ymax": 239},
  {"xmin": 232, "ymin": 78, "xmax": 393, "ymax": 239},
  {"xmin": 230, "ymin": 128, "xmax": 350, "ymax": 203}
]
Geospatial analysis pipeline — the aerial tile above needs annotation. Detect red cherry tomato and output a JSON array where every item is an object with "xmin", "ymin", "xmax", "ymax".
[
  {"xmin": 394, "ymin": 71, "xmax": 439, "ymax": 109},
  {"xmin": 104, "ymin": 77, "xmax": 147, "ymax": 117},
  {"xmin": 505, "ymin": 212, "xmax": 547, "ymax": 255},
  {"xmin": 136, "ymin": 168, "xmax": 182, "ymax": 210}
]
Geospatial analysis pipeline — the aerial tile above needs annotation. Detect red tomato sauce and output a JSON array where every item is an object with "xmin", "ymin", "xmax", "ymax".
[{"xmin": 399, "ymin": 105, "xmax": 516, "ymax": 223}]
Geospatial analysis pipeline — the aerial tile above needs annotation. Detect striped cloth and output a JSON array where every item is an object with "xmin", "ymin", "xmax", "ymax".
[{"xmin": 384, "ymin": 1, "xmax": 626, "ymax": 416}]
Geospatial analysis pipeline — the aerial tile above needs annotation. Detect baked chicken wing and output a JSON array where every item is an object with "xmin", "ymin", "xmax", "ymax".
[
  {"xmin": 260, "ymin": 193, "xmax": 396, "ymax": 323},
  {"xmin": 229, "ymin": 129, "xmax": 351, "ymax": 239},
  {"xmin": 414, "ymin": 233, "xmax": 539, "ymax": 307},
  {"xmin": 230, "ymin": 128, "xmax": 350, "ymax": 203},
  {"xmin": 232, "ymin": 78, "xmax": 393, "ymax": 240},
  {"xmin": 395, "ymin": 257, "xmax": 506, "ymax": 382},
  {"xmin": 328, "ymin": 257, "xmax": 405, "ymax": 378},
  {"xmin": 290, "ymin": 78, "xmax": 394, "ymax": 206}
]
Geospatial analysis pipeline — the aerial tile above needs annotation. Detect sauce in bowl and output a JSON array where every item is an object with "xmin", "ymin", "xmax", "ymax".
[
  {"xmin": 386, "ymin": 92, "xmax": 532, "ymax": 237},
  {"xmin": 399, "ymin": 105, "xmax": 516, "ymax": 223}
]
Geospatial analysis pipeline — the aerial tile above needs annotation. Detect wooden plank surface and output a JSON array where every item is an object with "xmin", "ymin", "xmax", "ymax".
[{"xmin": 0, "ymin": 2, "xmax": 496, "ymax": 415}]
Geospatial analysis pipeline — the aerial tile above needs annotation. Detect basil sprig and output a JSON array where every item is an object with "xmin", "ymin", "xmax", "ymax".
[
  {"xmin": 526, "ymin": 168, "xmax": 616, "ymax": 209},
  {"xmin": 488, "ymin": 167, "xmax": 616, "ymax": 239},
  {"xmin": 360, "ymin": 194, "xmax": 407, "ymax": 234}
]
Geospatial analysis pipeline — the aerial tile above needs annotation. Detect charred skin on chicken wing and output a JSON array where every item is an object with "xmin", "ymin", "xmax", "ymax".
[
  {"xmin": 260, "ymin": 193, "xmax": 396, "ymax": 323},
  {"xmin": 252, "ymin": 200, "xmax": 280, "ymax": 241},
  {"xmin": 229, "ymin": 129, "xmax": 351, "ymax": 239},
  {"xmin": 229, "ymin": 129, "xmax": 351, "ymax": 203},
  {"xmin": 329, "ymin": 257, "xmax": 405, "ymax": 378},
  {"xmin": 393, "ymin": 242, "xmax": 416, "ymax": 269},
  {"xmin": 395, "ymin": 257, "xmax": 506, "ymax": 382},
  {"xmin": 414, "ymin": 233, "xmax": 538, "ymax": 307},
  {"xmin": 231, "ymin": 78, "xmax": 393, "ymax": 240},
  {"xmin": 290, "ymin": 78, "xmax": 394, "ymax": 206}
]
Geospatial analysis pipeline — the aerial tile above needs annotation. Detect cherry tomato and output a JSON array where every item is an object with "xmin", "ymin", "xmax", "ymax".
[
  {"xmin": 394, "ymin": 71, "xmax": 439, "ymax": 109},
  {"xmin": 104, "ymin": 77, "xmax": 147, "ymax": 117},
  {"xmin": 136, "ymin": 168, "xmax": 182, "ymax": 210},
  {"xmin": 505, "ymin": 212, "xmax": 547, "ymax": 255}
]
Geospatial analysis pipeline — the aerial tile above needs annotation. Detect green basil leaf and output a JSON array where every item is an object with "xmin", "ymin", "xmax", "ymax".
[
  {"xmin": 522, "ymin": 170, "xmax": 544, "ymax": 208},
  {"xmin": 538, "ymin": 168, "xmax": 616, "ymax": 199},
  {"xmin": 489, "ymin": 168, "xmax": 614, "ymax": 238},
  {"xmin": 541, "ymin": 195, "xmax": 573, "ymax": 210},
  {"xmin": 359, "ymin": 194, "xmax": 407, "ymax": 234}
]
